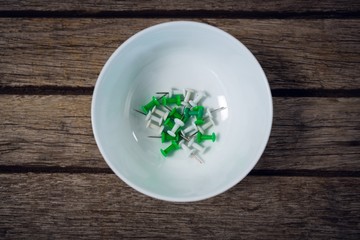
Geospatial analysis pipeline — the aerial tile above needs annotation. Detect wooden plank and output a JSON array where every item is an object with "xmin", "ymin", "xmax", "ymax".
[
  {"xmin": 260, "ymin": 97, "xmax": 360, "ymax": 171},
  {"xmin": 0, "ymin": 174, "xmax": 359, "ymax": 239},
  {"xmin": 0, "ymin": 0, "xmax": 358, "ymax": 12},
  {"xmin": 0, "ymin": 95, "xmax": 359, "ymax": 170},
  {"xmin": 0, "ymin": 95, "xmax": 95, "ymax": 168},
  {"xmin": 0, "ymin": 18, "xmax": 359, "ymax": 89}
]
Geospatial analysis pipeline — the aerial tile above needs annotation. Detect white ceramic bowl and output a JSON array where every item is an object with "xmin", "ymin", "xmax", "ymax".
[{"xmin": 92, "ymin": 21, "xmax": 273, "ymax": 202}]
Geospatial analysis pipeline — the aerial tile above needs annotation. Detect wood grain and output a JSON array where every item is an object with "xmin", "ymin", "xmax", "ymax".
[
  {"xmin": 0, "ymin": 95, "xmax": 359, "ymax": 171},
  {"xmin": 0, "ymin": 0, "xmax": 358, "ymax": 13},
  {"xmin": 0, "ymin": 18, "xmax": 359, "ymax": 89},
  {"xmin": 1, "ymin": 1, "xmax": 358, "ymax": 239},
  {"xmin": 0, "ymin": 173, "xmax": 359, "ymax": 239}
]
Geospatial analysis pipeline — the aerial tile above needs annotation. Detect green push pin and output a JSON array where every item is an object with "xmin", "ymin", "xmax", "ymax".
[
  {"xmin": 169, "ymin": 107, "xmax": 182, "ymax": 119},
  {"xmin": 174, "ymin": 95, "xmax": 182, "ymax": 106},
  {"xmin": 183, "ymin": 107, "xmax": 190, "ymax": 117},
  {"xmin": 141, "ymin": 96, "xmax": 160, "ymax": 113},
  {"xmin": 161, "ymin": 132, "xmax": 180, "ymax": 143},
  {"xmin": 173, "ymin": 94, "xmax": 184, "ymax": 101},
  {"xmin": 195, "ymin": 118, "xmax": 205, "ymax": 125},
  {"xmin": 191, "ymin": 106, "xmax": 201, "ymax": 111},
  {"xmin": 182, "ymin": 117, "xmax": 190, "ymax": 124},
  {"xmin": 182, "ymin": 107, "xmax": 190, "ymax": 123},
  {"xmin": 196, "ymin": 132, "xmax": 216, "ymax": 143},
  {"xmin": 189, "ymin": 106, "xmax": 204, "ymax": 119},
  {"xmin": 188, "ymin": 110, "xmax": 197, "ymax": 116},
  {"xmin": 160, "ymin": 140, "xmax": 180, "ymax": 157},
  {"xmin": 162, "ymin": 95, "xmax": 182, "ymax": 106},
  {"xmin": 197, "ymin": 106, "xmax": 204, "ymax": 119},
  {"xmin": 182, "ymin": 115, "xmax": 190, "ymax": 124},
  {"xmin": 164, "ymin": 118, "xmax": 175, "ymax": 129}
]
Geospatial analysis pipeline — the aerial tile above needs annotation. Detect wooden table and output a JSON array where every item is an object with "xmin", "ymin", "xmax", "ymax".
[{"xmin": 1, "ymin": 1, "xmax": 359, "ymax": 239}]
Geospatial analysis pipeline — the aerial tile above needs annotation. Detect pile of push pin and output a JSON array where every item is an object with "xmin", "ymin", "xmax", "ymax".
[{"xmin": 134, "ymin": 89, "xmax": 225, "ymax": 163}]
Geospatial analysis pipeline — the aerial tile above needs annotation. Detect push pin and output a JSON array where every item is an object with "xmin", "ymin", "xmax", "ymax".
[
  {"xmin": 181, "ymin": 107, "xmax": 191, "ymax": 123},
  {"xmin": 194, "ymin": 119, "xmax": 205, "ymax": 125},
  {"xmin": 164, "ymin": 118, "xmax": 175, "ymax": 130},
  {"xmin": 182, "ymin": 88, "xmax": 195, "ymax": 106},
  {"xmin": 179, "ymin": 133, "xmax": 190, "ymax": 142},
  {"xmin": 145, "ymin": 110, "xmax": 163, "ymax": 126},
  {"xmin": 179, "ymin": 140, "xmax": 196, "ymax": 157},
  {"xmin": 188, "ymin": 138, "xmax": 207, "ymax": 154},
  {"xmin": 160, "ymin": 140, "xmax": 180, "ymax": 157},
  {"xmin": 169, "ymin": 107, "xmax": 182, "ymax": 119},
  {"xmin": 198, "ymin": 118, "xmax": 215, "ymax": 134},
  {"xmin": 211, "ymin": 106, "xmax": 227, "ymax": 113},
  {"xmin": 168, "ymin": 89, "xmax": 183, "ymax": 98},
  {"xmin": 204, "ymin": 108, "xmax": 213, "ymax": 119},
  {"xmin": 148, "ymin": 132, "xmax": 179, "ymax": 143},
  {"xmin": 183, "ymin": 107, "xmax": 190, "ymax": 117},
  {"xmin": 189, "ymin": 91, "xmax": 206, "ymax": 107},
  {"xmin": 141, "ymin": 96, "xmax": 160, "ymax": 113},
  {"xmin": 197, "ymin": 106, "xmax": 205, "ymax": 119},
  {"xmin": 167, "ymin": 118, "xmax": 185, "ymax": 137},
  {"xmin": 196, "ymin": 132, "xmax": 216, "ymax": 143},
  {"xmin": 162, "ymin": 94, "xmax": 182, "ymax": 106},
  {"xmin": 190, "ymin": 153, "xmax": 204, "ymax": 164},
  {"xmin": 133, "ymin": 109, "xmax": 146, "ymax": 116},
  {"xmin": 179, "ymin": 140, "xmax": 203, "ymax": 163},
  {"xmin": 146, "ymin": 120, "xmax": 164, "ymax": 135},
  {"xmin": 204, "ymin": 107, "xmax": 227, "ymax": 119},
  {"xmin": 181, "ymin": 130, "xmax": 198, "ymax": 142},
  {"xmin": 159, "ymin": 132, "xmax": 180, "ymax": 143},
  {"xmin": 163, "ymin": 105, "xmax": 172, "ymax": 112},
  {"xmin": 189, "ymin": 106, "xmax": 204, "ymax": 119},
  {"xmin": 157, "ymin": 93, "xmax": 168, "ymax": 100},
  {"xmin": 181, "ymin": 122, "xmax": 198, "ymax": 136},
  {"xmin": 152, "ymin": 106, "xmax": 169, "ymax": 120},
  {"xmin": 156, "ymin": 91, "xmax": 169, "ymax": 95}
]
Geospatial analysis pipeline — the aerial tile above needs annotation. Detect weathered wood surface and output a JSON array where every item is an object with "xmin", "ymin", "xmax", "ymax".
[
  {"xmin": 0, "ymin": 1, "xmax": 359, "ymax": 239},
  {"xmin": 0, "ymin": 0, "xmax": 358, "ymax": 13},
  {"xmin": 0, "ymin": 174, "xmax": 359, "ymax": 239},
  {"xmin": 1, "ymin": 19, "xmax": 359, "ymax": 89},
  {"xmin": 0, "ymin": 95, "xmax": 359, "ymax": 171}
]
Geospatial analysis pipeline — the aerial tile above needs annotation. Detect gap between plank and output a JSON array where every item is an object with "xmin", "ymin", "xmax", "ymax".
[
  {"xmin": 0, "ymin": 86, "xmax": 359, "ymax": 97},
  {"xmin": 271, "ymin": 89, "xmax": 360, "ymax": 98},
  {"xmin": 0, "ymin": 86, "xmax": 94, "ymax": 95},
  {"xmin": 250, "ymin": 170, "xmax": 360, "ymax": 178},
  {"xmin": 0, "ymin": 166, "xmax": 359, "ymax": 177},
  {"xmin": 0, "ymin": 166, "xmax": 113, "ymax": 174},
  {"xmin": 0, "ymin": 10, "xmax": 359, "ymax": 19}
]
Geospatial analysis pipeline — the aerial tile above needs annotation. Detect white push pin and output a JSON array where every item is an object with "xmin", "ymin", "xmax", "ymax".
[
  {"xmin": 204, "ymin": 108, "xmax": 214, "ymax": 119},
  {"xmin": 151, "ymin": 106, "xmax": 169, "ymax": 120},
  {"xmin": 182, "ymin": 88, "xmax": 195, "ymax": 106},
  {"xmin": 190, "ymin": 153, "xmax": 204, "ymax": 164},
  {"xmin": 146, "ymin": 120, "xmax": 164, "ymax": 135},
  {"xmin": 168, "ymin": 88, "xmax": 183, "ymax": 98},
  {"xmin": 198, "ymin": 118, "xmax": 215, "ymax": 134},
  {"xmin": 179, "ymin": 140, "xmax": 196, "ymax": 157},
  {"xmin": 167, "ymin": 118, "xmax": 184, "ymax": 137},
  {"xmin": 181, "ymin": 122, "xmax": 198, "ymax": 136},
  {"xmin": 188, "ymin": 138, "xmax": 207, "ymax": 154},
  {"xmin": 145, "ymin": 109, "xmax": 163, "ymax": 126},
  {"xmin": 189, "ymin": 91, "xmax": 206, "ymax": 107}
]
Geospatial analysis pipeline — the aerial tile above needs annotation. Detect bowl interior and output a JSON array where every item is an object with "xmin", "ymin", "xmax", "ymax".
[{"xmin": 92, "ymin": 21, "xmax": 272, "ymax": 201}]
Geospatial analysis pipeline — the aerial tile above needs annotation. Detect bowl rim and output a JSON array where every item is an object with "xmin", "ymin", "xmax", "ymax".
[{"xmin": 91, "ymin": 20, "xmax": 273, "ymax": 202}]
